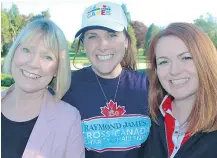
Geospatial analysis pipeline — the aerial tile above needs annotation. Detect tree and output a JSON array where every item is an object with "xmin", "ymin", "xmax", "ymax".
[
  {"xmin": 131, "ymin": 21, "xmax": 148, "ymax": 48},
  {"xmin": 121, "ymin": 3, "xmax": 137, "ymax": 49},
  {"xmin": 1, "ymin": 4, "xmax": 47, "ymax": 56},
  {"xmin": 30, "ymin": 9, "xmax": 51, "ymax": 21},
  {"xmin": 8, "ymin": 4, "xmax": 24, "ymax": 41},
  {"xmin": 128, "ymin": 23, "xmax": 137, "ymax": 49},
  {"xmin": 144, "ymin": 23, "xmax": 160, "ymax": 55},
  {"xmin": 121, "ymin": 3, "xmax": 131, "ymax": 22},
  {"xmin": 194, "ymin": 13, "xmax": 217, "ymax": 48},
  {"xmin": 1, "ymin": 10, "xmax": 11, "ymax": 44}
]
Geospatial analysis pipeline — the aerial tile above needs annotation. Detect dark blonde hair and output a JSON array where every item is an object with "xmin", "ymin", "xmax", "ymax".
[
  {"xmin": 74, "ymin": 29, "xmax": 137, "ymax": 70},
  {"xmin": 148, "ymin": 22, "xmax": 217, "ymax": 134}
]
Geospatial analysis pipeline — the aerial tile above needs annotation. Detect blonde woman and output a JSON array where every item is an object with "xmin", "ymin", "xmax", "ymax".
[{"xmin": 1, "ymin": 19, "xmax": 85, "ymax": 158}]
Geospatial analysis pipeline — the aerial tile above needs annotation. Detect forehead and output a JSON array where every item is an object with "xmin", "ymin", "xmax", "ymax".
[
  {"xmin": 21, "ymin": 32, "xmax": 44, "ymax": 46},
  {"xmin": 85, "ymin": 29, "xmax": 118, "ymax": 35},
  {"xmin": 20, "ymin": 30, "xmax": 58, "ymax": 56},
  {"xmin": 155, "ymin": 35, "xmax": 188, "ymax": 57}
]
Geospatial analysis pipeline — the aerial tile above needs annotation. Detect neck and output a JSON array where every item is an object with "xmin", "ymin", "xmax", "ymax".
[
  {"xmin": 172, "ymin": 95, "xmax": 195, "ymax": 126},
  {"xmin": 2, "ymin": 84, "xmax": 46, "ymax": 122},
  {"xmin": 12, "ymin": 84, "xmax": 45, "ymax": 110},
  {"xmin": 92, "ymin": 64, "xmax": 122, "ymax": 79}
]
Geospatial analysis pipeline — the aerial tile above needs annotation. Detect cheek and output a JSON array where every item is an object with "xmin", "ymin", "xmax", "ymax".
[
  {"xmin": 84, "ymin": 41, "xmax": 96, "ymax": 51},
  {"xmin": 41, "ymin": 61, "xmax": 58, "ymax": 76},
  {"xmin": 13, "ymin": 51, "xmax": 27, "ymax": 66},
  {"xmin": 157, "ymin": 67, "xmax": 167, "ymax": 80},
  {"xmin": 157, "ymin": 68, "xmax": 169, "ymax": 86}
]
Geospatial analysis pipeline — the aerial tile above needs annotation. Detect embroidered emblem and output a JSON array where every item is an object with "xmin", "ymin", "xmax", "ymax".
[{"xmin": 87, "ymin": 4, "xmax": 111, "ymax": 18}]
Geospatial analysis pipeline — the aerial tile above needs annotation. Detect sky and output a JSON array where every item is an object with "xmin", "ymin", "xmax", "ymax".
[{"xmin": 2, "ymin": 0, "xmax": 217, "ymax": 42}]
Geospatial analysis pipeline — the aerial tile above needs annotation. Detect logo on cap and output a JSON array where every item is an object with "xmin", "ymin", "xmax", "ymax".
[{"xmin": 87, "ymin": 4, "xmax": 111, "ymax": 18}]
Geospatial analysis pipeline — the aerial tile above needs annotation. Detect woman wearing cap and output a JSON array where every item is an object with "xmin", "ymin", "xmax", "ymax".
[
  {"xmin": 62, "ymin": 1, "xmax": 151, "ymax": 158},
  {"xmin": 1, "ymin": 19, "xmax": 85, "ymax": 158},
  {"xmin": 142, "ymin": 22, "xmax": 217, "ymax": 158}
]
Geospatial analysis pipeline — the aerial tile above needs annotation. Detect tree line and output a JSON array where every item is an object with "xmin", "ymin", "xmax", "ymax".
[
  {"xmin": 1, "ymin": 4, "xmax": 50, "ymax": 57},
  {"xmin": 2, "ymin": 4, "xmax": 217, "ymax": 57}
]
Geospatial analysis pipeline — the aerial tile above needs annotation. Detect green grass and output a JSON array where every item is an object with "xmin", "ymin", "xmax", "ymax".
[
  {"xmin": 70, "ymin": 49, "xmax": 147, "ymax": 64},
  {"xmin": 1, "ymin": 49, "xmax": 147, "ymax": 90},
  {"xmin": 1, "ymin": 49, "xmax": 147, "ymax": 64}
]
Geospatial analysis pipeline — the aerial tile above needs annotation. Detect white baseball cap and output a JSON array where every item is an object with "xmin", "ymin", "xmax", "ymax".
[{"xmin": 75, "ymin": 2, "xmax": 128, "ymax": 38}]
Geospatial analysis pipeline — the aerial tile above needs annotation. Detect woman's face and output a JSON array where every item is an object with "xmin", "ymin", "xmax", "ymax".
[
  {"xmin": 11, "ymin": 32, "xmax": 58, "ymax": 93},
  {"xmin": 155, "ymin": 35, "xmax": 199, "ymax": 101},
  {"xmin": 83, "ymin": 29, "xmax": 128, "ymax": 78}
]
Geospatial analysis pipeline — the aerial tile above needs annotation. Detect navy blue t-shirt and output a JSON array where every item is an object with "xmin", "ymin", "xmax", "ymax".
[{"xmin": 62, "ymin": 67, "xmax": 151, "ymax": 158}]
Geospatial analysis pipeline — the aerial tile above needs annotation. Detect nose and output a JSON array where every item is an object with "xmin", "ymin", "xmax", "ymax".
[
  {"xmin": 98, "ymin": 38, "xmax": 109, "ymax": 52},
  {"xmin": 170, "ymin": 61, "xmax": 183, "ymax": 76},
  {"xmin": 28, "ymin": 53, "xmax": 41, "ymax": 68}
]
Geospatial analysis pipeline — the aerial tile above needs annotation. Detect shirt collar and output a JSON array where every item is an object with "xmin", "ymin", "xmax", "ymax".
[{"xmin": 159, "ymin": 95, "xmax": 173, "ymax": 117}]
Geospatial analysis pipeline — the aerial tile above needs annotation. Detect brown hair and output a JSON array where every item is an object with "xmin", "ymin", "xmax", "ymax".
[
  {"xmin": 73, "ymin": 29, "xmax": 137, "ymax": 70},
  {"xmin": 148, "ymin": 22, "xmax": 217, "ymax": 134}
]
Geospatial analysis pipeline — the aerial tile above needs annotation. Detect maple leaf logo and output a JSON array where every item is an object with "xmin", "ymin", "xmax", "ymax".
[{"xmin": 100, "ymin": 100, "xmax": 126, "ymax": 117}]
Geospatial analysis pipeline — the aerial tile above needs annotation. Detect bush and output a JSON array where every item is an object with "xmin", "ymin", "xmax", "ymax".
[
  {"xmin": 1, "ymin": 43, "xmax": 11, "ymax": 57},
  {"xmin": 1, "ymin": 74, "xmax": 14, "ymax": 87}
]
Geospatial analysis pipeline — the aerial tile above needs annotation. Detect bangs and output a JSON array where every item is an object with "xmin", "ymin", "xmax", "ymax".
[{"xmin": 20, "ymin": 26, "xmax": 59, "ymax": 59}]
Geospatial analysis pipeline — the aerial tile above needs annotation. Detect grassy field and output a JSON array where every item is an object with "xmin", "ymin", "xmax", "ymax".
[
  {"xmin": 1, "ymin": 49, "xmax": 147, "ymax": 90},
  {"xmin": 1, "ymin": 49, "xmax": 146, "ymax": 64},
  {"xmin": 70, "ymin": 49, "xmax": 147, "ymax": 63}
]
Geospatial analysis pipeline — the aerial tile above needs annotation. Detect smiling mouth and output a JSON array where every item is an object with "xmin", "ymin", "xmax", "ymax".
[
  {"xmin": 170, "ymin": 78, "xmax": 189, "ymax": 85},
  {"xmin": 97, "ymin": 54, "xmax": 113, "ymax": 61},
  {"xmin": 22, "ymin": 70, "xmax": 41, "ymax": 79}
]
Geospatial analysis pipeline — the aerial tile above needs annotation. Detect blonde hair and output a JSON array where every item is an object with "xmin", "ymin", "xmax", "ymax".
[
  {"xmin": 3, "ymin": 18, "xmax": 71, "ymax": 101},
  {"xmin": 148, "ymin": 22, "xmax": 217, "ymax": 134}
]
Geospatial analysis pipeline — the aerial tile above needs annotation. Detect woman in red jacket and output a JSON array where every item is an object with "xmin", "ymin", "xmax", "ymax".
[{"xmin": 143, "ymin": 22, "xmax": 217, "ymax": 158}]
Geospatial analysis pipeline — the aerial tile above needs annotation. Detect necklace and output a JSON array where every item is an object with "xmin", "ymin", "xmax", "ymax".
[{"xmin": 95, "ymin": 72, "xmax": 121, "ymax": 104}]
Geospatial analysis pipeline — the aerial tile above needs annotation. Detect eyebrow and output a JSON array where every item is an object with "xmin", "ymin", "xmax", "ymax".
[
  {"xmin": 178, "ymin": 51, "xmax": 189, "ymax": 56},
  {"xmin": 156, "ymin": 56, "xmax": 168, "ymax": 60},
  {"xmin": 84, "ymin": 32, "xmax": 97, "ymax": 36},
  {"xmin": 108, "ymin": 30, "xmax": 117, "ymax": 33},
  {"xmin": 156, "ymin": 51, "xmax": 189, "ymax": 60}
]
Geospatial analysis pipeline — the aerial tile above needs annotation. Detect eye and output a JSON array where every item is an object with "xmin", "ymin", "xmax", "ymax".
[
  {"xmin": 182, "ymin": 56, "xmax": 193, "ymax": 60},
  {"xmin": 22, "ymin": 48, "xmax": 30, "ymax": 53},
  {"xmin": 87, "ymin": 35, "xmax": 97, "ymax": 39},
  {"xmin": 108, "ymin": 33, "xmax": 117, "ymax": 38},
  {"xmin": 44, "ymin": 56, "xmax": 53, "ymax": 60},
  {"xmin": 158, "ymin": 60, "xmax": 168, "ymax": 65}
]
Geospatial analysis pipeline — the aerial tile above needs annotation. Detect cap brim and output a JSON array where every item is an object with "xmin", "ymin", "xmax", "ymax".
[{"xmin": 75, "ymin": 26, "xmax": 120, "ymax": 38}]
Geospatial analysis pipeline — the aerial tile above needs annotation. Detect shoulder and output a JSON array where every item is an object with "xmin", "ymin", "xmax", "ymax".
[
  {"xmin": 203, "ymin": 130, "xmax": 217, "ymax": 141},
  {"xmin": 71, "ymin": 66, "xmax": 93, "ymax": 81},
  {"xmin": 124, "ymin": 69, "xmax": 148, "ymax": 81},
  {"xmin": 122, "ymin": 69, "xmax": 149, "ymax": 90},
  {"xmin": 54, "ymin": 100, "xmax": 81, "ymax": 122}
]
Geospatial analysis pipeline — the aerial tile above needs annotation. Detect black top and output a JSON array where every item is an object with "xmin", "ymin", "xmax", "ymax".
[
  {"xmin": 1, "ymin": 113, "xmax": 38, "ymax": 158},
  {"xmin": 62, "ymin": 67, "xmax": 150, "ymax": 158}
]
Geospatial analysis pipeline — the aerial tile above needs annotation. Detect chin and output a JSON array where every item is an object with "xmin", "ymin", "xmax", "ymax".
[
  {"xmin": 171, "ymin": 92, "xmax": 197, "ymax": 101},
  {"xmin": 95, "ymin": 65, "xmax": 117, "ymax": 74},
  {"xmin": 17, "ymin": 83, "xmax": 46, "ymax": 94}
]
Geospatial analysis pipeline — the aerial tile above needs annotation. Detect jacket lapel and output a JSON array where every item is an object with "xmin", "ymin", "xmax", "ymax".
[
  {"xmin": 157, "ymin": 114, "xmax": 170, "ymax": 157},
  {"xmin": 22, "ymin": 90, "xmax": 57, "ymax": 158}
]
